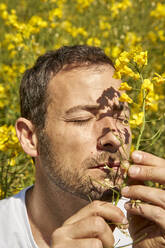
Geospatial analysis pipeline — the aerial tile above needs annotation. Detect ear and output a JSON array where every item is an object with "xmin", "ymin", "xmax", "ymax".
[{"xmin": 15, "ymin": 117, "xmax": 38, "ymax": 157}]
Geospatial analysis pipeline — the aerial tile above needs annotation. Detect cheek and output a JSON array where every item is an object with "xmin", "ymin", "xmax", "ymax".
[{"xmin": 54, "ymin": 124, "xmax": 97, "ymax": 154}]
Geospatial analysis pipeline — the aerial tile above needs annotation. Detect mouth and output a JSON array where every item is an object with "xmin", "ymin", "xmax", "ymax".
[{"xmin": 90, "ymin": 161, "xmax": 120, "ymax": 173}]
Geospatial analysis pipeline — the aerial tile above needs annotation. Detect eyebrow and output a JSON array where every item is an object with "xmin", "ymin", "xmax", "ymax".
[{"xmin": 65, "ymin": 104, "xmax": 100, "ymax": 115}]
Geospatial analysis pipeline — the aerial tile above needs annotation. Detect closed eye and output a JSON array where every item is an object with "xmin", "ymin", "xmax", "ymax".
[{"xmin": 69, "ymin": 118, "xmax": 92, "ymax": 126}]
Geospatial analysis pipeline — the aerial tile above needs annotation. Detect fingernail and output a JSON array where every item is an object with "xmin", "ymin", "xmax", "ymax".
[
  {"xmin": 121, "ymin": 186, "xmax": 129, "ymax": 195},
  {"xmin": 122, "ymin": 217, "xmax": 128, "ymax": 224},
  {"xmin": 132, "ymin": 151, "xmax": 142, "ymax": 163},
  {"xmin": 129, "ymin": 166, "xmax": 140, "ymax": 176},
  {"xmin": 124, "ymin": 203, "xmax": 131, "ymax": 210}
]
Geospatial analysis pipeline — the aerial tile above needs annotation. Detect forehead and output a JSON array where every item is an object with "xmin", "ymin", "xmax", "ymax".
[{"xmin": 47, "ymin": 65, "xmax": 123, "ymax": 114}]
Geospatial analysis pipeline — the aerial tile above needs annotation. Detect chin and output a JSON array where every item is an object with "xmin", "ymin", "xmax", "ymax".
[
  {"xmin": 100, "ymin": 187, "xmax": 121, "ymax": 202},
  {"xmin": 76, "ymin": 184, "xmax": 122, "ymax": 203}
]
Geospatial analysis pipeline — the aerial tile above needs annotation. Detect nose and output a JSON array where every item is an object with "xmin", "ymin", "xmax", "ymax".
[{"xmin": 96, "ymin": 118, "xmax": 121, "ymax": 153}]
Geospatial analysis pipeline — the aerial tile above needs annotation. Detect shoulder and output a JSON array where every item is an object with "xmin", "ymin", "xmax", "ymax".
[
  {"xmin": 0, "ymin": 186, "xmax": 32, "ymax": 247},
  {"xmin": 0, "ymin": 187, "xmax": 28, "ymax": 212}
]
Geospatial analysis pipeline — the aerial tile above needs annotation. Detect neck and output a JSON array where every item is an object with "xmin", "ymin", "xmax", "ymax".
[{"xmin": 26, "ymin": 171, "xmax": 88, "ymax": 247}]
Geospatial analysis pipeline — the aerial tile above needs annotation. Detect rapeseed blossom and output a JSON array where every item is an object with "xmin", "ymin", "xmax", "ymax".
[
  {"xmin": 119, "ymin": 93, "xmax": 133, "ymax": 104},
  {"xmin": 133, "ymin": 51, "xmax": 148, "ymax": 67},
  {"xmin": 8, "ymin": 157, "xmax": 16, "ymax": 167},
  {"xmin": 115, "ymin": 48, "xmax": 164, "ymax": 158},
  {"xmin": 130, "ymin": 112, "xmax": 144, "ymax": 127},
  {"xmin": 119, "ymin": 82, "xmax": 132, "ymax": 91},
  {"xmin": 76, "ymin": 0, "xmax": 94, "ymax": 9},
  {"xmin": 0, "ymin": 84, "xmax": 6, "ymax": 108},
  {"xmin": 0, "ymin": 125, "xmax": 20, "ymax": 152},
  {"xmin": 110, "ymin": 0, "xmax": 132, "ymax": 17},
  {"xmin": 87, "ymin": 37, "xmax": 101, "ymax": 47},
  {"xmin": 150, "ymin": 3, "xmax": 165, "ymax": 18},
  {"xmin": 48, "ymin": 8, "xmax": 63, "ymax": 21},
  {"xmin": 124, "ymin": 32, "xmax": 142, "ymax": 48},
  {"xmin": 111, "ymin": 46, "xmax": 122, "ymax": 58},
  {"xmin": 141, "ymin": 79, "xmax": 154, "ymax": 93},
  {"xmin": 152, "ymin": 73, "xmax": 165, "ymax": 85}
]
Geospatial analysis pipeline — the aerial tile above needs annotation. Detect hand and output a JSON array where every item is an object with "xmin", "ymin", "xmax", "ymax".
[
  {"xmin": 50, "ymin": 200, "xmax": 128, "ymax": 248},
  {"xmin": 121, "ymin": 151, "xmax": 165, "ymax": 248}
]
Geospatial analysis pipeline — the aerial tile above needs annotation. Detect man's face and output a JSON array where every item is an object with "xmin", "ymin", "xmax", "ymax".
[{"xmin": 37, "ymin": 65, "xmax": 131, "ymax": 201}]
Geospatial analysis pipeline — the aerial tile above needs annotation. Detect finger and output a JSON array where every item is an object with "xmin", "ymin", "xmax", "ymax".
[
  {"xmin": 127, "ymin": 214, "xmax": 163, "ymax": 247},
  {"xmin": 127, "ymin": 177, "xmax": 144, "ymax": 186},
  {"xmin": 51, "ymin": 238, "xmax": 104, "ymax": 248},
  {"xmin": 64, "ymin": 200, "xmax": 128, "ymax": 227},
  {"xmin": 128, "ymin": 165, "xmax": 165, "ymax": 183},
  {"xmin": 53, "ymin": 216, "xmax": 114, "ymax": 248},
  {"xmin": 122, "ymin": 185, "xmax": 165, "ymax": 209},
  {"xmin": 131, "ymin": 151, "xmax": 165, "ymax": 167},
  {"xmin": 125, "ymin": 202, "xmax": 165, "ymax": 230}
]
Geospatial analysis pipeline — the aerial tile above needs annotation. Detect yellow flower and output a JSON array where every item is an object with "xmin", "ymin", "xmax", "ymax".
[
  {"xmin": 118, "ymin": 51, "xmax": 130, "ymax": 64},
  {"xmin": 0, "ymin": 188, "xmax": 5, "ymax": 199},
  {"xmin": 114, "ymin": 50, "xmax": 141, "ymax": 79},
  {"xmin": 119, "ymin": 82, "xmax": 132, "ymax": 91},
  {"xmin": 49, "ymin": 8, "xmax": 63, "ymax": 21},
  {"xmin": 119, "ymin": 93, "xmax": 133, "ymax": 104},
  {"xmin": 99, "ymin": 20, "xmax": 111, "ymax": 30},
  {"xmin": 61, "ymin": 20, "xmax": 72, "ymax": 32},
  {"xmin": 138, "ymin": 79, "xmax": 159, "ymax": 111},
  {"xmin": 158, "ymin": 30, "xmax": 165, "ymax": 41},
  {"xmin": 110, "ymin": 0, "xmax": 132, "ymax": 17},
  {"xmin": 141, "ymin": 79, "xmax": 154, "ymax": 93},
  {"xmin": 8, "ymin": 157, "xmax": 16, "ymax": 167},
  {"xmin": 133, "ymin": 51, "xmax": 148, "ymax": 67},
  {"xmin": 111, "ymin": 46, "xmax": 122, "ymax": 58},
  {"xmin": 0, "ymin": 101, "xmax": 5, "ymax": 108},
  {"xmin": 150, "ymin": 3, "xmax": 165, "ymax": 18},
  {"xmin": 118, "ymin": 65, "xmax": 140, "ymax": 79},
  {"xmin": 29, "ymin": 16, "xmax": 48, "ymax": 28},
  {"xmin": 0, "ymin": 125, "xmax": 19, "ymax": 152},
  {"xmin": 152, "ymin": 73, "xmax": 165, "ymax": 85},
  {"xmin": 0, "ymin": 3, "xmax": 7, "ymax": 10},
  {"xmin": 124, "ymin": 32, "xmax": 142, "ymax": 47},
  {"xmin": 0, "ymin": 125, "xmax": 9, "ymax": 151},
  {"xmin": 76, "ymin": 27, "xmax": 87, "ymax": 37},
  {"xmin": 1, "ymin": 10, "xmax": 8, "ymax": 20},
  {"xmin": 18, "ymin": 65, "xmax": 26, "ymax": 74},
  {"xmin": 114, "ymin": 51, "xmax": 133, "ymax": 79},
  {"xmin": 76, "ymin": 0, "xmax": 94, "ymax": 9},
  {"xmin": 0, "ymin": 84, "xmax": 5, "ymax": 95},
  {"xmin": 8, "ymin": 43, "xmax": 15, "ymax": 50},
  {"xmin": 148, "ymin": 31, "xmax": 157, "ymax": 43},
  {"xmin": 130, "ymin": 112, "xmax": 144, "ymax": 127},
  {"xmin": 104, "ymin": 47, "xmax": 111, "ymax": 56},
  {"xmin": 87, "ymin": 37, "xmax": 101, "ymax": 47}
]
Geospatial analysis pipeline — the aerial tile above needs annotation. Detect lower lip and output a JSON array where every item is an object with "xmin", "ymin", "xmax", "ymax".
[{"xmin": 91, "ymin": 166, "xmax": 119, "ymax": 173}]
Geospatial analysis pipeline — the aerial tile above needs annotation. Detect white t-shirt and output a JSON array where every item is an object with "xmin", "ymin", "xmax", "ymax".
[{"xmin": 0, "ymin": 186, "xmax": 132, "ymax": 248}]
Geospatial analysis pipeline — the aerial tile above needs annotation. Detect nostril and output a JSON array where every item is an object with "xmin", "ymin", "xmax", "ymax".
[
  {"xmin": 102, "ymin": 144, "xmax": 118, "ymax": 153},
  {"xmin": 97, "ymin": 137, "xmax": 120, "ymax": 153},
  {"xmin": 104, "ymin": 143, "xmax": 113, "ymax": 147}
]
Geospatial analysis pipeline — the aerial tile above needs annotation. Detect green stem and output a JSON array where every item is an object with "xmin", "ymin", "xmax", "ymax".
[{"xmin": 135, "ymin": 81, "xmax": 146, "ymax": 150}]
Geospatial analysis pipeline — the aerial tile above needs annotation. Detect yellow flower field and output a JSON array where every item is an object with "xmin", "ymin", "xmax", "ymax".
[{"xmin": 0, "ymin": 0, "xmax": 165, "ymax": 199}]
